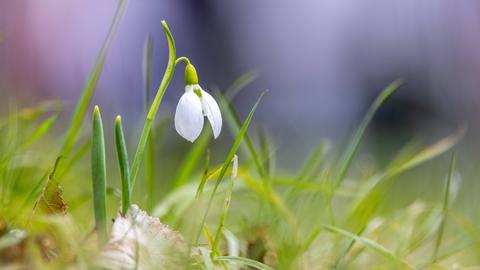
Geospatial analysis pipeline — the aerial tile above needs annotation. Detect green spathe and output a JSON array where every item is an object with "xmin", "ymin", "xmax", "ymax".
[{"xmin": 184, "ymin": 63, "xmax": 199, "ymax": 85}]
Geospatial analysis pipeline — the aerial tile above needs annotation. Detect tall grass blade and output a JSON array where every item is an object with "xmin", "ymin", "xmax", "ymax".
[
  {"xmin": 217, "ymin": 93, "xmax": 266, "ymax": 179},
  {"xmin": 296, "ymin": 142, "xmax": 329, "ymax": 182},
  {"xmin": 115, "ymin": 116, "xmax": 131, "ymax": 216},
  {"xmin": 195, "ymin": 92, "xmax": 266, "ymax": 244},
  {"xmin": 319, "ymin": 225, "xmax": 416, "ymax": 270},
  {"xmin": 432, "ymin": 152, "xmax": 456, "ymax": 262},
  {"xmin": 195, "ymin": 149, "xmax": 211, "ymax": 199},
  {"xmin": 22, "ymin": 113, "xmax": 58, "ymax": 148},
  {"xmin": 60, "ymin": 0, "xmax": 127, "ymax": 157},
  {"xmin": 58, "ymin": 140, "xmax": 91, "ymax": 178},
  {"xmin": 130, "ymin": 21, "xmax": 176, "ymax": 191},
  {"xmin": 214, "ymin": 256, "xmax": 275, "ymax": 270},
  {"xmin": 332, "ymin": 79, "xmax": 402, "ymax": 191},
  {"xmin": 212, "ymin": 155, "xmax": 237, "ymax": 256},
  {"xmin": 339, "ymin": 128, "xmax": 464, "ymax": 263},
  {"xmin": 91, "ymin": 106, "xmax": 107, "ymax": 243}
]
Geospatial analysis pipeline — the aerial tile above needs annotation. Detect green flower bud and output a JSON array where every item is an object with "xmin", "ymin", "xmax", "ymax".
[{"xmin": 184, "ymin": 63, "xmax": 198, "ymax": 85}]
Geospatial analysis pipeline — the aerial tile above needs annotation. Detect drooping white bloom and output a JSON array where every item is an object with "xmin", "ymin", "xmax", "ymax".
[{"xmin": 174, "ymin": 84, "xmax": 222, "ymax": 142}]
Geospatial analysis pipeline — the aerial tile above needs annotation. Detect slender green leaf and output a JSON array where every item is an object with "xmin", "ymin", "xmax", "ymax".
[
  {"xmin": 60, "ymin": 0, "xmax": 127, "ymax": 157},
  {"xmin": 214, "ymin": 256, "xmax": 275, "ymax": 270},
  {"xmin": 130, "ymin": 21, "xmax": 176, "ymax": 191},
  {"xmin": 212, "ymin": 155, "xmax": 237, "ymax": 255},
  {"xmin": 296, "ymin": 142, "xmax": 329, "ymax": 182},
  {"xmin": 58, "ymin": 140, "xmax": 91, "ymax": 178},
  {"xmin": 23, "ymin": 114, "xmax": 58, "ymax": 148},
  {"xmin": 333, "ymin": 79, "xmax": 403, "ymax": 191},
  {"xmin": 115, "ymin": 116, "xmax": 131, "ymax": 216},
  {"xmin": 196, "ymin": 92, "xmax": 266, "ymax": 244},
  {"xmin": 91, "ymin": 106, "xmax": 107, "ymax": 243},
  {"xmin": 195, "ymin": 149, "xmax": 210, "ymax": 199},
  {"xmin": 320, "ymin": 225, "xmax": 416, "ymax": 270},
  {"xmin": 432, "ymin": 152, "xmax": 456, "ymax": 262},
  {"xmin": 216, "ymin": 93, "xmax": 266, "ymax": 179},
  {"xmin": 344, "ymin": 128, "xmax": 464, "ymax": 247}
]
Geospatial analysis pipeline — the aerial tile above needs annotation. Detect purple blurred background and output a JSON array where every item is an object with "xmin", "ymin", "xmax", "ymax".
[{"xmin": 1, "ymin": 0, "xmax": 480, "ymax": 159}]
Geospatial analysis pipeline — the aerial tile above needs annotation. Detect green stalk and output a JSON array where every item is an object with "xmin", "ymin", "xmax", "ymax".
[
  {"xmin": 115, "ymin": 116, "xmax": 131, "ymax": 216},
  {"xmin": 130, "ymin": 21, "xmax": 176, "ymax": 192},
  {"xmin": 61, "ymin": 0, "xmax": 127, "ymax": 158},
  {"xmin": 91, "ymin": 106, "xmax": 107, "ymax": 243}
]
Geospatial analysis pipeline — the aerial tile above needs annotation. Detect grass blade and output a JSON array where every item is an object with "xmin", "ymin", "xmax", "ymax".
[
  {"xmin": 384, "ymin": 127, "xmax": 465, "ymax": 178},
  {"xmin": 130, "ymin": 21, "xmax": 176, "ymax": 191},
  {"xmin": 91, "ymin": 106, "xmax": 107, "ymax": 243},
  {"xmin": 58, "ymin": 140, "xmax": 91, "ymax": 178},
  {"xmin": 217, "ymin": 93, "xmax": 266, "ymax": 179},
  {"xmin": 332, "ymin": 79, "xmax": 402, "ymax": 191},
  {"xmin": 214, "ymin": 256, "xmax": 275, "ymax": 270},
  {"xmin": 338, "ymin": 128, "xmax": 464, "ymax": 263},
  {"xmin": 60, "ymin": 0, "xmax": 127, "ymax": 157},
  {"xmin": 22, "ymin": 113, "xmax": 58, "ymax": 148},
  {"xmin": 212, "ymin": 155, "xmax": 238, "ymax": 256},
  {"xmin": 319, "ymin": 225, "xmax": 416, "ymax": 270},
  {"xmin": 195, "ymin": 92, "xmax": 266, "ymax": 244},
  {"xmin": 432, "ymin": 152, "xmax": 456, "ymax": 262},
  {"xmin": 296, "ymin": 142, "xmax": 329, "ymax": 182},
  {"xmin": 115, "ymin": 116, "xmax": 131, "ymax": 216},
  {"xmin": 195, "ymin": 149, "xmax": 211, "ymax": 199}
]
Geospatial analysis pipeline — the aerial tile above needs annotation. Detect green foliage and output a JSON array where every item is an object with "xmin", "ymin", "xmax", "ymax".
[
  {"xmin": 130, "ymin": 21, "xmax": 176, "ymax": 191},
  {"xmin": 114, "ymin": 116, "xmax": 131, "ymax": 216},
  {"xmin": 0, "ymin": 9, "xmax": 477, "ymax": 268},
  {"xmin": 60, "ymin": 0, "xmax": 127, "ymax": 158},
  {"xmin": 91, "ymin": 106, "xmax": 107, "ymax": 243}
]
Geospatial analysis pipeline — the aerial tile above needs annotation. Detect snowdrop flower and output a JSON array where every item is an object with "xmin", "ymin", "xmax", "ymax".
[{"xmin": 175, "ymin": 63, "xmax": 222, "ymax": 142}]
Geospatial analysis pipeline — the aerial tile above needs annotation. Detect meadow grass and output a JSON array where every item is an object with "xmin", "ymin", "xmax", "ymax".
[{"xmin": 0, "ymin": 4, "xmax": 479, "ymax": 270}]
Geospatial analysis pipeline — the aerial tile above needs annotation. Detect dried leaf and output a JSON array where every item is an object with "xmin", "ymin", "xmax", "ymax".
[
  {"xmin": 32, "ymin": 158, "xmax": 68, "ymax": 216},
  {"xmin": 39, "ymin": 183, "xmax": 67, "ymax": 215}
]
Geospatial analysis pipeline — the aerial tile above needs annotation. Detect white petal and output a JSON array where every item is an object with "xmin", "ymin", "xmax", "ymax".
[
  {"xmin": 200, "ymin": 88, "xmax": 222, "ymax": 138},
  {"xmin": 174, "ymin": 91, "xmax": 204, "ymax": 142}
]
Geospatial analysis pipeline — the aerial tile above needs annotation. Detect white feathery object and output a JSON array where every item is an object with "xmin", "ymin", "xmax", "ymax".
[{"xmin": 99, "ymin": 205, "xmax": 187, "ymax": 270}]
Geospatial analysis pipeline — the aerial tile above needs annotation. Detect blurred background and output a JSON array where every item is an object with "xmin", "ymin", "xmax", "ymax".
[{"xmin": 1, "ymin": 0, "xmax": 479, "ymax": 168}]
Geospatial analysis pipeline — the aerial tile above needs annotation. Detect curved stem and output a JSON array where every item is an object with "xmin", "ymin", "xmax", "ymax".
[
  {"xmin": 175, "ymin": 56, "xmax": 190, "ymax": 66},
  {"xmin": 129, "ymin": 21, "xmax": 176, "ymax": 193}
]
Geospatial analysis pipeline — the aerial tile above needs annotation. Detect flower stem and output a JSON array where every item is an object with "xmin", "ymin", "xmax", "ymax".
[
  {"xmin": 175, "ymin": 56, "xmax": 190, "ymax": 66},
  {"xmin": 129, "ymin": 21, "xmax": 176, "ymax": 193}
]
